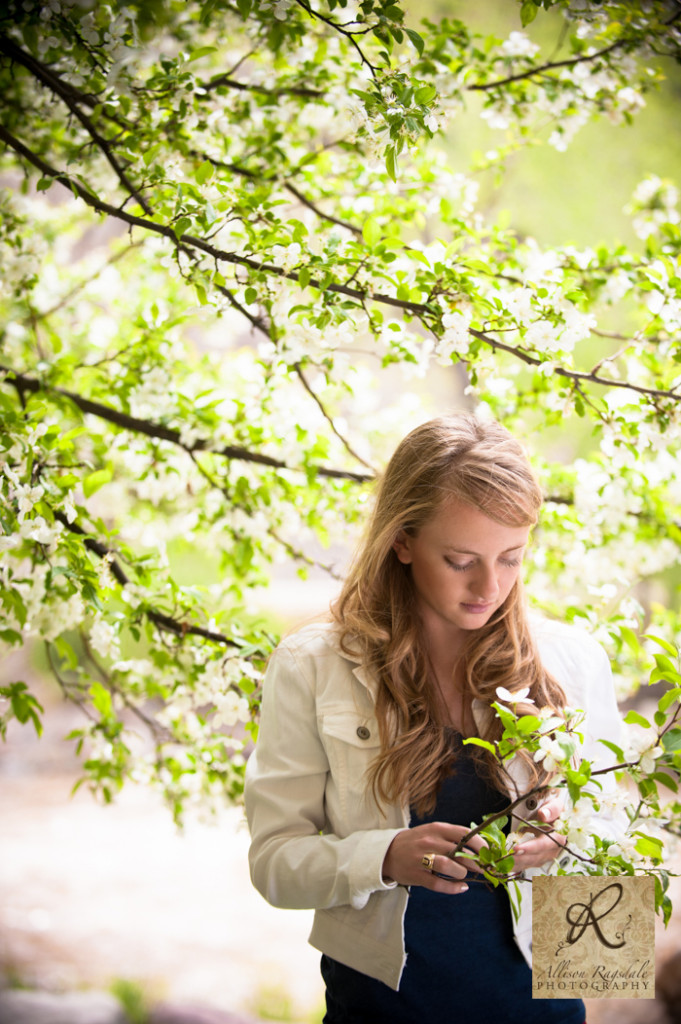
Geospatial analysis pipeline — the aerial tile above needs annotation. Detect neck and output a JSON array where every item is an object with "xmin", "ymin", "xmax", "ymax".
[{"xmin": 420, "ymin": 616, "xmax": 466, "ymax": 682}]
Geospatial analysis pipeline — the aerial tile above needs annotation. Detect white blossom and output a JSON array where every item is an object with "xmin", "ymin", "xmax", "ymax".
[
  {"xmin": 533, "ymin": 734, "xmax": 563, "ymax": 772},
  {"xmin": 499, "ymin": 31, "xmax": 540, "ymax": 59},
  {"xmin": 435, "ymin": 309, "xmax": 472, "ymax": 363},
  {"xmin": 19, "ymin": 516, "xmax": 61, "ymax": 546},
  {"xmin": 90, "ymin": 615, "xmax": 120, "ymax": 660},
  {"xmin": 496, "ymin": 685, "xmax": 534, "ymax": 705},
  {"xmin": 213, "ymin": 689, "xmax": 250, "ymax": 728}
]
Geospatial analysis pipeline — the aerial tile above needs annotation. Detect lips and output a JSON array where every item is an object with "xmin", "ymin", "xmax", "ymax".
[{"xmin": 461, "ymin": 602, "xmax": 494, "ymax": 613}]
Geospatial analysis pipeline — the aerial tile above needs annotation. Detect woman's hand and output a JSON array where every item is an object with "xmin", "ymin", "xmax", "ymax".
[
  {"xmin": 382, "ymin": 822, "xmax": 486, "ymax": 894},
  {"xmin": 511, "ymin": 795, "xmax": 567, "ymax": 870}
]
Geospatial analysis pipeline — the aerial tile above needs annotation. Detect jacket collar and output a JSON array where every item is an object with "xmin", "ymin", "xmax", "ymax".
[
  {"xmin": 327, "ymin": 626, "xmax": 530, "ymax": 792},
  {"xmin": 325, "ymin": 627, "xmax": 380, "ymax": 701}
]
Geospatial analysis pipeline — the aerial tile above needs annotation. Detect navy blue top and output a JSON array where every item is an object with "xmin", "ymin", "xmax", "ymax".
[{"xmin": 322, "ymin": 730, "xmax": 585, "ymax": 1024}]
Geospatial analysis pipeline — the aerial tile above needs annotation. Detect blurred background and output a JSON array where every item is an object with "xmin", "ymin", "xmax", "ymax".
[{"xmin": 2, "ymin": 1, "xmax": 681, "ymax": 1022}]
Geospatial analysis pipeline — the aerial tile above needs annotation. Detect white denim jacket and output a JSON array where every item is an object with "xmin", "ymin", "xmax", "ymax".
[{"xmin": 244, "ymin": 616, "xmax": 623, "ymax": 991}]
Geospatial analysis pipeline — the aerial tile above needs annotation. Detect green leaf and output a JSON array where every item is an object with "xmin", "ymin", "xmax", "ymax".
[
  {"xmin": 83, "ymin": 467, "xmax": 113, "ymax": 498},
  {"xmin": 414, "ymin": 84, "xmax": 437, "ymax": 105},
  {"xmin": 599, "ymin": 739, "xmax": 624, "ymax": 760},
  {"xmin": 54, "ymin": 636, "xmax": 78, "ymax": 671},
  {"xmin": 658, "ymin": 687, "xmax": 681, "ymax": 713},
  {"xmin": 651, "ymin": 771, "xmax": 678, "ymax": 793},
  {"xmin": 36, "ymin": 177, "xmax": 53, "ymax": 192},
  {"xmin": 90, "ymin": 681, "xmax": 113, "ymax": 718},
  {"xmin": 174, "ymin": 216, "xmax": 192, "ymax": 239},
  {"xmin": 520, "ymin": 1, "xmax": 538, "ymax": 26},
  {"xmin": 0, "ymin": 628, "xmax": 22, "ymax": 644},
  {"xmin": 662, "ymin": 728, "xmax": 681, "ymax": 754},
  {"xmin": 362, "ymin": 217, "xmax": 382, "ymax": 248},
  {"xmin": 405, "ymin": 28, "xmax": 425, "ymax": 56},
  {"xmin": 195, "ymin": 160, "xmax": 214, "ymax": 185},
  {"xmin": 385, "ymin": 146, "xmax": 398, "ymax": 182},
  {"xmin": 462, "ymin": 737, "xmax": 496, "ymax": 754},
  {"xmin": 634, "ymin": 833, "xmax": 663, "ymax": 860},
  {"xmin": 1, "ymin": 682, "xmax": 44, "ymax": 736},
  {"xmin": 517, "ymin": 715, "xmax": 541, "ymax": 734},
  {"xmin": 617, "ymin": 626, "xmax": 641, "ymax": 655},
  {"xmin": 187, "ymin": 46, "xmax": 218, "ymax": 62},
  {"xmin": 624, "ymin": 710, "xmax": 651, "ymax": 728},
  {"xmin": 644, "ymin": 633, "xmax": 678, "ymax": 657}
]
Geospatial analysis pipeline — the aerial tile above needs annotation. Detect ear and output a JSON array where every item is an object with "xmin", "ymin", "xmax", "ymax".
[{"xmin": 392, "ymin": 529, "xmax": 413, "ymax": 565}]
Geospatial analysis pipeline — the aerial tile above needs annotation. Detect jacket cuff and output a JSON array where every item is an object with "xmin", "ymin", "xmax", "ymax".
[{"xmin": 349, "ymin": 827, "xmax": 407, "ymax": 910}]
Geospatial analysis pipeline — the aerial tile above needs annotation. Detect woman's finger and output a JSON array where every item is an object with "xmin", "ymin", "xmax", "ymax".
[
  {"xmin": 512, "ymin": 830, "xmax": 566, "ymax": 868},
  {"xmin": 383, "ymin": 822, "xmax": 483, "ymax": 891},
  {"xmin": 535, "ymin": 796, "xmax": 564, "ymax": 824}
]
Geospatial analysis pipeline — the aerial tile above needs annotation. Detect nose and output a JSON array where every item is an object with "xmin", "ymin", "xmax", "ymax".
[{"xmin": 470, "ymin": 563, "xmax": 500, "ymax": 602}]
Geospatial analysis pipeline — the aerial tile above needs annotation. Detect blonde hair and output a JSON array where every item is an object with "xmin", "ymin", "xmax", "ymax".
[{"xmin": 331, "ymin": 415, "xmax": 566, "ymax": 814}]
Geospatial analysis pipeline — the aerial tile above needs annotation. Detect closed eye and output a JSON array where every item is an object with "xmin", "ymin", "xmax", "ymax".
[{"xmin": 445, "ymin": 557, "xmax": 521, "ymax": 572}]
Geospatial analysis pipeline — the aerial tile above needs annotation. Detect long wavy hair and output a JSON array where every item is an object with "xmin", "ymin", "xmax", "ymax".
[{"xmin": 331, "ymin": 415, "xmax": 567, "ymax": 815}]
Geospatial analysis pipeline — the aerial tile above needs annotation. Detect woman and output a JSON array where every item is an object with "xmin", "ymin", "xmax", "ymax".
[{"xmin": 245, "ymin": 416, "xmax": 622, "ymax": 1023}]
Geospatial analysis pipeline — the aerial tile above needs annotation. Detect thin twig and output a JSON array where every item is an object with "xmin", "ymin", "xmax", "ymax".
[
  {"xmin": 292, "ymin": 0, "xmax": 378, "ymax": 78},
  {"xmin": 31, "ymin": 242, "xmax": 142, "ymax": 322},
  {"xmin": 294, "ymin": 361, "xmax": 377, "ymax": 472},
  {"xmin": 202, "ymin": 72, "xmax": 323, "ymax": 98}
]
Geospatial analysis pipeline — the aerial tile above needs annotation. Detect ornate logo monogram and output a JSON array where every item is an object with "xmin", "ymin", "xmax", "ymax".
[{"xmin": 563, "ymin": 882, "xmax": 629, "ymax": 950}]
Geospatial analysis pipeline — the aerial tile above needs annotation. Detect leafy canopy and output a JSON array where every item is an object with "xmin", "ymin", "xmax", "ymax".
[{"xmin": 1, "ymin": 0, "xmax": 680, "ymax": 896}]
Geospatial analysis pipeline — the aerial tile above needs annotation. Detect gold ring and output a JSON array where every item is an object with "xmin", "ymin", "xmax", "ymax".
[{"xmin": 421, "ymin": 852, "xmax": 436, "ymax": 871}]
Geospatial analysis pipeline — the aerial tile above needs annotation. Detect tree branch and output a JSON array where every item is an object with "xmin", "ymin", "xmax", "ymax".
[
  {"xmin": 31, "ymin": 242, "xmax": 142, "ymax": 322},
  {"xmin": 0, "ymin": 125, "xmax": 417, "ymax": 312},
  {"xmin": 468, "ymin": 38, "xmax": 625, "ymax": 92},
  {"xmin": 469, "ymin": 6, "xmax": 681, "ymax": 93},
  {"xmin": 0, "ymin": 36, "xmax": 153, "ymax": 215},
  {"xmin": 3, "ymin": 126, "xmax": 678, "ymax": 407},
  {"xmin": 187, "ymin": 449, "xmax": 343, "ymax": 579},
  {"xmin": 1, "ymin": 365, "xmax": 373, "ymax": 483},
  {"xmin": 468, "ymin": 328, "xmax": 681, "ymax": 403},
  {"xmin": 52, "ymin": 509, "xmax": 241, "ymax": 647},
  {"xmin": 202, "ymin": 71, "xmax": 323, "ymax": 98},
  {"xmin": 45, "ymin": 641, "xmax": 98, "ymax": 722}
]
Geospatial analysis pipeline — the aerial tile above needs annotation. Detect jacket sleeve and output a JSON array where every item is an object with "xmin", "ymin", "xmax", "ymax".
[
  {"xmin": 512, "ymin": 628, "xmax": 628, "ymax": 964},
  {"xmin": 577, "ymin": 635, "xmax": 626, "ymax": 822},
  {"xmin": 544, "ymin": 627, "xmax": 627, "ymax": 845},
  {"xmin": 244, "ymin": 641, "xmax": 403, "ymax": 912}
]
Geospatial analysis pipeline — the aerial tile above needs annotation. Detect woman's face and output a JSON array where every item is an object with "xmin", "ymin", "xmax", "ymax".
[{"xmin": 392, "ymin": 499, "xmax": 530, "ymax": 646}]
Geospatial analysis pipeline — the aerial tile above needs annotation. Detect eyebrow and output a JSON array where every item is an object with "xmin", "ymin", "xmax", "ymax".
[{"xmin": 444, "ymin": 544, "xmax": 526, "ymax": 556}]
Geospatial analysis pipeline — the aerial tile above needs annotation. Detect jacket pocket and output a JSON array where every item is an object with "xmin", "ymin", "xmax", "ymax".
[{"xmin": 320, "ymin": 709, "xmax": 381, "ymax": 821}]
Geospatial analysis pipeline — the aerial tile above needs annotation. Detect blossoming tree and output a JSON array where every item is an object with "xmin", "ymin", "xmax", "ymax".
[{"xmin": 1, "ymin": 0, "xmax": 680, "ymax": 912}]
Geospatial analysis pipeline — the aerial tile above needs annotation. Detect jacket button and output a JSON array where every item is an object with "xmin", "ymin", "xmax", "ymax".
[
  {"xmin": 356, "ymin": 725, "xmax": 371, "ymax": 740},
  {"xmin": 525, "ymin": 797, "xmax": 538, "ymax": 811}
]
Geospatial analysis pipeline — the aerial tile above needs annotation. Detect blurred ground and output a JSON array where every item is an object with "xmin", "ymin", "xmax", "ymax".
[
  {"xmin": 1, "ymin": 653, "xmax": 680, "ymax": 1024},
  {"xmin": 0, "ymin": 657, "xmax": 325, "ymax": 1024}
]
